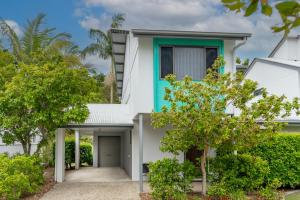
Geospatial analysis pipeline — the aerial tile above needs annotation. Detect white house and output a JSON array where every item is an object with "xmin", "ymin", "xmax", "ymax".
[
  {"xmin": 54, "ymin": 29, "xmax": 251, "ymax": 191},
  {"xmin": 245, "ymin": 35, "xmax": 300, "ymax": 131},
  {"xmin": 0, "ymin": 136, "xmax": 39, "ymax": 156}
]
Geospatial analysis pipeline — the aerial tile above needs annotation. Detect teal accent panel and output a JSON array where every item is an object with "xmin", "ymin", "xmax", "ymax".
[{"xmin": 153, "ymin": 37, "xmax": 224, "ymax": 112}]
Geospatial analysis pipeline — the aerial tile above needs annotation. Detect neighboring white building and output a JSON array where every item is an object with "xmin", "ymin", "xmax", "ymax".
[
  {"xmin": 0, "ymin": 135, "xmax": 40, "ymax": 155},
  {"xmin": 245, "ymin": 35, "xmax": 300, "ymax": 131},
  {"xmin": 54, "ymin": 29, "xmax": 251, "ymax": 190}
]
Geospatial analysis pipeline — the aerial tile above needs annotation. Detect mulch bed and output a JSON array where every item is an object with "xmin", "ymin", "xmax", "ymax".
[
  {"xmin": 22, "ymin": 167, "xmax": 56, "ymax": 200},
  {"xmin": 140, "ymin": 192, "xmax": 207, "ymax": 200}
]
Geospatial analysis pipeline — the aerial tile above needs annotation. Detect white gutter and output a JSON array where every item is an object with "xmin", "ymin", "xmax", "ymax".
[
  {"xmin": 231, "ymin": 38, "xmax": 248, "ymax": 116},
  {"xmin": 232, "ymin": 38, "xmax": 248, "ymax": 74}
]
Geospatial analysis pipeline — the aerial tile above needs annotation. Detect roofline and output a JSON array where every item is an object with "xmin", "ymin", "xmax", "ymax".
[
  {"xmin": 245, "ymin": 57, "xmax": 300, "ymax": 76},
  {"xmin": 131, "ymin": 29, "xmax": 251, "ymax": 40},
  {"xmin": 62, "ymin": 123, "xmax": 134, "ymax": 128},
  {"xmin": 268, "ymin": 35, "xmax": 300, "ymax": 58}
]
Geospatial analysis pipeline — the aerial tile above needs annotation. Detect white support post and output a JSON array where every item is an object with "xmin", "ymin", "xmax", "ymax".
[
  {"xmin": 93, "ymin": 132, "xmax": 98, "ymax": 167},
  {"xmin": 139, "ymin": 114, "xmax": 144, "ymax": 192},
  {"xmin": 75, "ymin": 129, "xmax": 80, "ymax": 170},
  {"xmin": 55, "ymin": 128, "xmax": 65, "ymax": 183}
]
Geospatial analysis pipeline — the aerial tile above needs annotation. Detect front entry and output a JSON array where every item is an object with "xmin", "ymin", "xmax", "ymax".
[{"xmin": 98, "ymin": 136, "xmax": 121, "ymax": 167}]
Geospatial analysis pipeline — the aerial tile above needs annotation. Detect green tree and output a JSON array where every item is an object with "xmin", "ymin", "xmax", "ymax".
[
  {"xmin": 222, "ymin": 0, "xmax": 300, "ymax": 35},
  {"xmin": 0, "ymin": 13, "xmax": 75, "ymax": 63},
  {"xmin": 0, "ymin": 52, "xmax": 99, "ymax": 154},
  {"xmin": 151, "ymin": 56, "xmax": 299, "ymax": 195},
  {"xmin": 82, "ymin": 13, "xmax": 125, "ymax": 103}
]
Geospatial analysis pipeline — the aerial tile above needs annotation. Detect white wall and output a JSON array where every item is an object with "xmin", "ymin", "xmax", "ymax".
[
  {"xmin": 131, "ymin": 117, "xmax": 184, "ymax": 181},
  {"xmin": 0, "ymin": 144, "xmax": 38, "ymax": 156},
  {"xmin": 0, "ymin": 136, "xmax": 40, "ymax": 155},
  {"xmin": 224, "ymin": 40, "xmax": 235, "ymax": 74},
  {"xmin": 273, "ymin": 37, "xmax": 300, "ymax": 61},
  {"xmin": 123, "ymin": 130, "xmax": 132, "ymax": 178},
  {"xmin": 246, "ymin": 61, "xmax": 300, "ymax": 119},
  {"xmin": 246, "ymin": 61, "xmax": 300, "ymax": 99}
]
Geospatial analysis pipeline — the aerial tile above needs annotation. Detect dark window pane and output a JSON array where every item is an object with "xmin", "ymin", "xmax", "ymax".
[
  {"xmin": 206, "ymin": 48, "xmax": 218, "ymax": 70},
  {"xmin": 160, "ymin": 47, "xmax": 173, "ymax": 78}
]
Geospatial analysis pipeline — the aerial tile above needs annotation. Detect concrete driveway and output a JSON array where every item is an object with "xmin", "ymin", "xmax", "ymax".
[
  {"xmin": 40, "ymin": 167, "xmax": 140, "ymax": 200},
  {"xmin": 40, "ymin": 182, "xmax": 140, "ymax": 200}
]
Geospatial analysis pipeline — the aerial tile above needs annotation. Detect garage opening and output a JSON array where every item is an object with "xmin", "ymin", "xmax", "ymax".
[{"xmin": 98, "ymin": 136, "xmax": 121, "ymax": 167}]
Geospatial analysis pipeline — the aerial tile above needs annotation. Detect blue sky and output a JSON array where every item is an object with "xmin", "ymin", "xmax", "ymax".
[{"xmin": 0, "ymin": 0, "xmax": 294, "ymax": 74}]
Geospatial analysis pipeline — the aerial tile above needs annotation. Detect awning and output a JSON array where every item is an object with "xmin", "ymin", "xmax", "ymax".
[
  {"xmin": 110, "ymin": 29, "xmax": 129, "ymax": 98},
  {"xmin": 67, "ymin": 104, "xmax": 133, "ymax": 128}
]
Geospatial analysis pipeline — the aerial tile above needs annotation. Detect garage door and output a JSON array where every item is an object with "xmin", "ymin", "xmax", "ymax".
[{"xmin": 98, "ymin": 136, "xmax": 121, "ymax": 167}]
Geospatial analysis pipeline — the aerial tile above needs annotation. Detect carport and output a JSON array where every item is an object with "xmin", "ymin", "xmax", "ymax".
[{"xmin": 54, "ymin": 104, "xmax": 133, "ymax": 183}]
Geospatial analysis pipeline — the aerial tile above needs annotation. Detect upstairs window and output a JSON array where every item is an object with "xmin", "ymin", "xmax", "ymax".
[{"xmin": 160, "ymin": 46, "xmax": 218, "ymax": 80}]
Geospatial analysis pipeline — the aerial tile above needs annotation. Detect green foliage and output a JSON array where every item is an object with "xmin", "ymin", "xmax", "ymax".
[
  {"xmin": 258, "ymin": 179, "xmax": 284, "ymax": 200},
  {"xmin": 148, "ymin": 158, "xmax": 196, "ymax": 200},
  {"xmin": 246, "ymin": 134, "xmax": 300, "ymax": 188},
  {"xmin": 0, "ymin": 53, "xmax": 99, "ymax": 154},
  {"xmin": 210, "ymin": 154, "xmax": 270, "ymax": 193},
  {"xmin": 221, "ymin": 0, "xmax": 300, "ymax": 35},
  {"xmin": 151, "ymin": 56, "xmax": 299, "ymax": 194},
  {"xmin": 53, "ymin": 138, "xmax": 93, "ymax": 169},
  {"xmin": 0, "ymin": 154, "xmax": 44, "ymax": 200}
]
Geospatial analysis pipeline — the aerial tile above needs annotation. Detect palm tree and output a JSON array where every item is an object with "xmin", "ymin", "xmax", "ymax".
[
  {"xmin": 82, "ymin": 13, "xmax": 125, "ymax": 103},
  {"xmin": 0, "ymin": 13, "xmax": 73, "ymax": 63}
]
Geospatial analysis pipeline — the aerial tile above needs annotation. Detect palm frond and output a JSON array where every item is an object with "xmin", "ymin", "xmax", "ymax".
[
  {"xmin": 46, "ymin": 32, "xmax": 71, "ymax": 47},
  {"xmin": 22, "ymin": 13, "xmax": 46, "ymax": 55},
  {"xmin": 81, "ymin": 43, "xmax": 110, "ymax": 59},
  {"xmin": 0, "ymin": 19, "xmax": 21, "ymax": 58},
  {"xmin": 111, "ymin": 13, "xmax": 125, "ymax": 29},
  {"xmin": 89, "ymin": 29, "xmax": 108, "ymax": 41}
]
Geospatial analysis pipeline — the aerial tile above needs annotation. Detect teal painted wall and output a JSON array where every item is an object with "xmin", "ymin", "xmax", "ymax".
[{"xmin": 153, "ymin": 37, "xmax": 224, "ymax": 112}]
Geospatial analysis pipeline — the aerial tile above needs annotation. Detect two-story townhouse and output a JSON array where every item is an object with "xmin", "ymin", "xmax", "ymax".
[
  {"xmin": 245, "ymin": 35, "xmax": 300, "ymax": 131},
  {"xmin": 54, "ymin": 29, "xmax": 251, "ymax": 191}
]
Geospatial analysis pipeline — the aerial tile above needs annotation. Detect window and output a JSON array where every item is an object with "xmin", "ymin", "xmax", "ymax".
[
  {"xmin": 206, "ymin": 48, "xmax": 218, "ymax": 70},
  {"xmin": 160, "ymin": 47, "xmax": 173, "ymax": 78},
  {"xmin": 160, "ymin": 46, "xmax": 218, "ymax": 80}
]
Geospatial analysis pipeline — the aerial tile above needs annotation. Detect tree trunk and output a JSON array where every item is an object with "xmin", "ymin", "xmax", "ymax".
[
  {"xmin": 110, "ymin": 84, "xmax": 113, "ymax": 103},
  {"xmin": 21, "ymin": 142, "xmax": 31, "ymax": 155},
  {"xmin": 200, "ymin": 145, "xmax": 209, "ymax": 195}
]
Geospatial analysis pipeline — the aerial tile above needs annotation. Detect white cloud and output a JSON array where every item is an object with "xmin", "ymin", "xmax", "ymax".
[
  {"xmin": 83, "ymin": 55, "xmax": 111, "ymax": 74},
  {"xmin": 78, "ymin": 0, "xmax": 299, "ymax": 66},
  {"xmin": 4, "ymin": 20, "xmax": 22, "ymax": 36},
  {"xmin": 79, "ymin": 13, "xmax": 111, "ymax": 30}
]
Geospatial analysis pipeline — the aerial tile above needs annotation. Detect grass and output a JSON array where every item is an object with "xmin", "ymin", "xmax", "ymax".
[{"xmin": 286, "ymin": 192, "xmax": 300, "ymax": 200}]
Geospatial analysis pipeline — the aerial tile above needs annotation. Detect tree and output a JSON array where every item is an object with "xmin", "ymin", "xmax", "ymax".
[
  {"xmin": 82, "ymin": 13, "xmax": 125, "ymax": 103},
  {"xmin": 0, "ymin": 52, "xmax": 99, "ymax": 154},
  {"xmin": 222, "ymin": 0, "xmax": 300, "ymax": 35},
  {"xmin": 0, "ymin": 13, "xmax": 74, "ymax": 63},
  {"xmin": 151, "ymin": 56, "xmax": 299, "ymax": 195}
]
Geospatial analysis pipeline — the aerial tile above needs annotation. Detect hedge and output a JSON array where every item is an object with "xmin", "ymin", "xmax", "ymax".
[
  {"xmin": 247, "ymin": 134, "xmax": 300, "ymax": 188},
  {"xmin": 53, "ymin": 138, "xmax": 93, "ymax": 169},
  {"xmin": 216, "ymin": 133, "xmax": 300, "ymax": 188},
  {"xmin": 0, "ymin": 154, "xmax": 44, "ymax": 200}
]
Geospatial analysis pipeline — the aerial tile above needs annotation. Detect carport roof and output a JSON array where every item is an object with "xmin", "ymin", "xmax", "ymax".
[{"xmin": 67, "ymin": 104, "xmax": 133, "ymax": 128}]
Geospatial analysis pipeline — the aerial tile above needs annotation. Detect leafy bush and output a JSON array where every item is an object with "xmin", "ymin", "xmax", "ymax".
[
  {"xmin": 247, "ymin": 134, "xmax": 300, "ymax": 188},
  {"xmin": 80, "ymin": 143, "xmax": 93, "ymax": 166},
  {"xmin": 210, "ymin": 154, "xmax": 270, "ymax": 193},
  {"xmin": 148, "ymin": 158, "xmax": 196, "ymax": 200},
  {"xmin": 0, "ymin": 154, "xmax": 44, "ymax": 200},
  {"xmin": 53, "ymin": 138, "xmax": 93, "ymax": 169}
]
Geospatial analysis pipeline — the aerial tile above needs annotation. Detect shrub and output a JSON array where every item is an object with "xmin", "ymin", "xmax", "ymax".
[
  {"xmin": 210, "ymin": 154, "xmax": 270, "ymax": 193},
  {"xmin": 248, "ymin": 134, "xmax": 300, "ymax": 188},
  {"xmin": 148, "ymin": 158, "xmax": 196, "ymax": 200},
  {"xmin": 53, "ymin": 138, "xmax": 93, "ymax": 169},
  {"xmin": 0, "ymin": 154, "xmax": 44, "ymax": 200}
]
